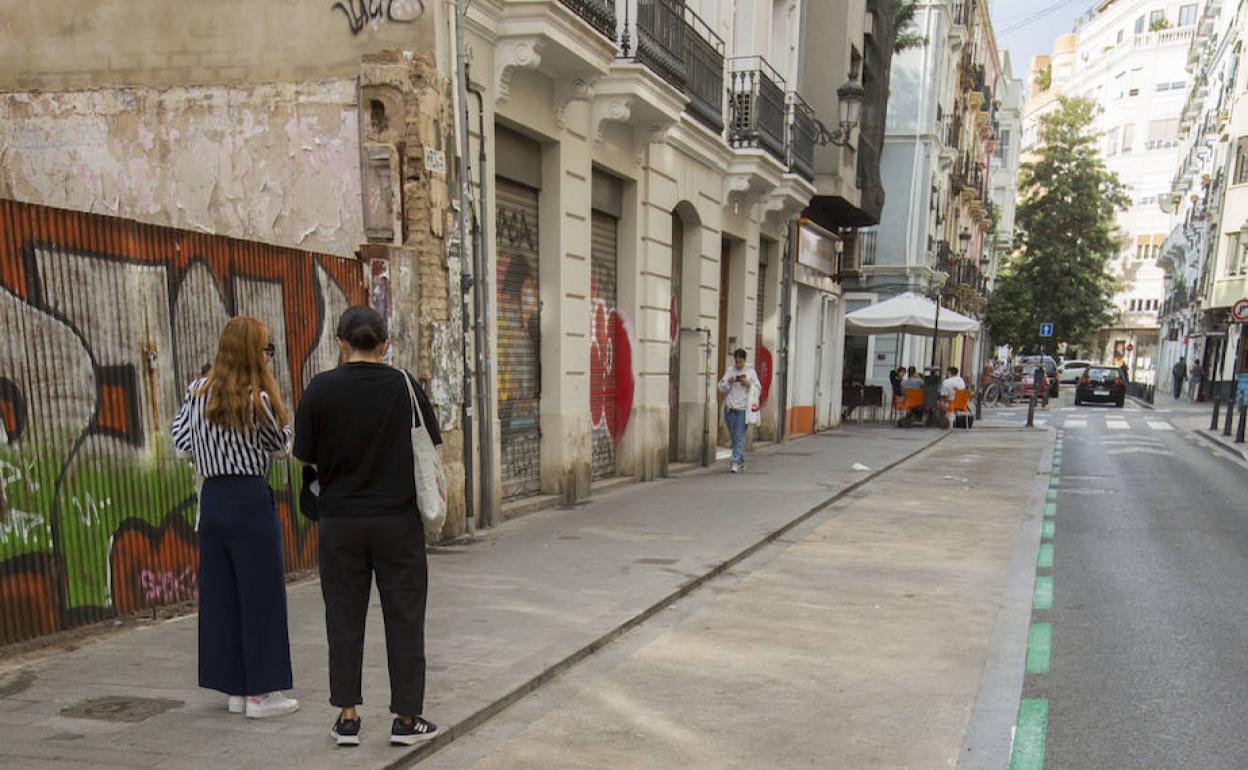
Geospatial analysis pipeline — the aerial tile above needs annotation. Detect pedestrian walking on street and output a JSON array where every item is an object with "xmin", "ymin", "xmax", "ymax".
[
  {"xmin": 1190, "ymin": 359, "xmax": 1204, "ymax": 402},
  {"xmin": 293, "ymin": 306, "xmax": 442, "ymax": 748},
  {"xmin": 718, "ymin": 348, "xmax": 761, "ymax": 473},
  {"xmin": 171, "ymin": 316, "xmax": 298, "ymax": 720},
  {"xmin": 1172, "ymin": 357, "xmax": 1187, "ymax": 399}
]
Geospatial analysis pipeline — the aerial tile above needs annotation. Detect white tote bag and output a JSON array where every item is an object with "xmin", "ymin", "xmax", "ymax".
[
  {"xmin": 746, "ymin": 383, "xmax": 762, "ymax": 426},
  {"xmin": 401, "ymin": 370, "xmax": 447, "ymax": 536}
]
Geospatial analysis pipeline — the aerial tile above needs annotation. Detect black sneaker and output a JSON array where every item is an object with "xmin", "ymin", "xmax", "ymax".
[
  {"xmin": 390, "ymin": 716, "xmax": 437, "ymax": 745},
  {"xmin": 331, "ymin": 715, "xmax": 361, "ymax": 747}
]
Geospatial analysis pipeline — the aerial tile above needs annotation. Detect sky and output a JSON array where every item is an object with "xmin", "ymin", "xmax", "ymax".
[{"xmin": 990, "ymin": 0, "xmax": 1097, "ymax": 78}]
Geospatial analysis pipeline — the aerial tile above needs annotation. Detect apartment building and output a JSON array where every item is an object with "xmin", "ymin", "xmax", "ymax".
[
  {"xmin": 843, "ymin": 0, "xmax": 1017, "ymax": 384},
  {"xmin": 1025, "ymin": 0, "xmax": 1197, "ymax": 372}
]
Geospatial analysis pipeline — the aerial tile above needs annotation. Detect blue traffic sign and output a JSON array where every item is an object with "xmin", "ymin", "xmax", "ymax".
[{"xmin": 1039, "ymin": 323, "xmax": 1054, "ymax": 337}]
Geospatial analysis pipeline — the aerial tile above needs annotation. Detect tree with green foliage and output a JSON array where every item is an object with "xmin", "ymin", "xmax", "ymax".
[
  {"xmin": 894, "ymin": 0, "xmax": 926, "ymax": 52},
  {"xmin": 985, "ymin": 96, "xmax": 1129, "ymax": 354},
  {"xmin": 1034, "ymin": 66, "xmax": 1052, "ymax": 92}
]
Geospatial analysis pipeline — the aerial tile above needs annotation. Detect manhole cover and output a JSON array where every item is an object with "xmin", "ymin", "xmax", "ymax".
[{"xmin": 60, "ymin": 696, "xmax": 182, "ymax": 723}]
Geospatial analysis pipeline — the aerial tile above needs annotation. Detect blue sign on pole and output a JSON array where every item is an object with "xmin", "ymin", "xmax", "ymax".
[
  {"xmin": 1237, "ymin": 373, "xmax": 1248, "ymax": 406},
  {"xmin": 1039, "ymin": 322, "xmax": 1054, "ymax": 337}
]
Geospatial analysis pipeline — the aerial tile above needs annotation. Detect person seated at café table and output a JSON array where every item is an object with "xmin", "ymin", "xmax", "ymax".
[
  {"xmin": 900, "ymin": 366, "xmax": 925, "ymax": 422},
  {"xmin": 940, "ymin": 366, "xmax": 967, "ymax": 401}
]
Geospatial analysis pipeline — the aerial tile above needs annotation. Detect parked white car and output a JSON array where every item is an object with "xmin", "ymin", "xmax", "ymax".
[{"xmin": 1058, "ymin": 360, "xmax": 1093, "ymax": 384}]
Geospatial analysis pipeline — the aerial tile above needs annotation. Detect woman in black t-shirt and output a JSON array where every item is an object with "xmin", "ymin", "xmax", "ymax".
[{"xmin": 294, "ymin": 306, "xmax": 441, "ymax": 748}]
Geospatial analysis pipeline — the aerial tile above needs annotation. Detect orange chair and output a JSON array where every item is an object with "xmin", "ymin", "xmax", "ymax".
[
  {"xmin": 895, "ymin": 388, "xmax": 925, "ymax": 425},
  {"xmin": 945, "ymin": 388, "xmax": 972, "ymax": 429}
]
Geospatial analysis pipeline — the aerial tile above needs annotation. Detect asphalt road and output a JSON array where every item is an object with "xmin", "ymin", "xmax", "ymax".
[{"xmin": 1021, "ymin": 394, "xmax": 1248, "ymax": 769}]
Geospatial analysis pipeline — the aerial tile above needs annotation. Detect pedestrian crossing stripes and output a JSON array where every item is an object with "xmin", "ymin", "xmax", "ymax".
[{"xmin": 1057, "ymin": 416, "xmax": 1175, "ymax": 431}]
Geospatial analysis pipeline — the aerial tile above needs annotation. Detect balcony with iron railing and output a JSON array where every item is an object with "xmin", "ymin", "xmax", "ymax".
[
  {"xmin": 681, "ymin": 5, "xmax": 725, "ymax": 133},
  {"xmin": 615, "ymin": 0, "xmax": 725, "ymax": 133},
  {"xmin": 619, "ymin": 0, "xmax": 687, "ymax": 89},
  {"xmin": 728, "ymin": 56, "xmax": 788, "ymax": 162},
  {"xmin": 558, "ymin": 0, "xmax": 617, "ymax": 40},
  {"xmin": 787, "ymin": 92, "xmax": 817, "ymax": 181}
]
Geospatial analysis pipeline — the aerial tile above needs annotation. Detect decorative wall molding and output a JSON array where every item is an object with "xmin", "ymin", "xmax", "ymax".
[
  {"xmin": 554, "ymin": 78, "xmax": 597, "ymax": 130},
  {"xmin": 591, "ymin": 95, "xmax": 635, "ymax": 144},
  {"xmin": 495, "ymin": 36, "xmax": 546, "ymax": 106}
]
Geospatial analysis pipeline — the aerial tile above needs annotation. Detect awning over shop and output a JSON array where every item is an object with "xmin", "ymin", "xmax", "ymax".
[{"xmin": 845, "ymin": 292, "xmax": 981, "ymax": 337}]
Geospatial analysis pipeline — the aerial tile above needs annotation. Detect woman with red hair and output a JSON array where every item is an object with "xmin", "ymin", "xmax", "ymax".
[{"xmin": 172, "ymin": 316, "xmax": 297, "ymax": 719}]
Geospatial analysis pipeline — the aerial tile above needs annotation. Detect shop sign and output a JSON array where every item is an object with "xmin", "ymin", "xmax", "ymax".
[{"xmin": 797, "ymin": 220, "xmax": 841, "ymax": 276}]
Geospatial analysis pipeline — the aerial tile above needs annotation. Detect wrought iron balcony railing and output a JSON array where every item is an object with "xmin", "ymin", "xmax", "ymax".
[
  {"xmin": 619, "ymin": 0, "xmax": 687, "ymax": 90},
  {"xmin": 728, "ymin": 56, "xmax": 788, "ymax": 162},
  {"xmin": 559, "ymin": 0, "xmax": 617, "ymax": 40},
  {"xmin": 787, "ymin": 92, "xmax": 817, "ymax": 181},
  {"xmin": 682, "ymin": 5, "xmax": 725, "ymax": 133}
]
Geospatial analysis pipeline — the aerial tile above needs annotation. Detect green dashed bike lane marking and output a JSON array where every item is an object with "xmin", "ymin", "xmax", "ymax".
[
  {"xmin": 1026, "ymin": 622, "xmax": 1053, "ymax": 672},
  {"xmin": 1033, "ymin": 575, "xmax": 1054, "ymax": 610},
  {"xmin": 1010, "ymin": 444, "xmax": 1060, "ymax": 768},
  {"xmin": 1010, "ymin": 699, "xmax": 1050, "ymax": 770}
]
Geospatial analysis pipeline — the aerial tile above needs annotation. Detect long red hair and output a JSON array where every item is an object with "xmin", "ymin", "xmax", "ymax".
[{"xmin": 198, "ymin": 316, "xmax": 290, "ymax": 431}]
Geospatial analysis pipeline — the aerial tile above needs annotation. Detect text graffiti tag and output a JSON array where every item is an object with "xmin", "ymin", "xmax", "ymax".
[{"xmin": 331, "ymin": 0, "xmax": 424, "ymax": 36}]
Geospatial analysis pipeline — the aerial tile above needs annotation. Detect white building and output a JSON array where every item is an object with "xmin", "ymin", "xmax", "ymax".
[
  {"xmin": 1025, "ymin": 0, "xmax": 1198, "ymax": 373},
  {"xmin": 1156, "ymin": 0, "xmax": 1235, "ymax": 397},
  {"xmin": 846, "ymin": 0, "xmax": 1018, "ymax": 385},
  {"xmin": 456, "ymin": 0, "xmax": 892, "ymax": 511}
]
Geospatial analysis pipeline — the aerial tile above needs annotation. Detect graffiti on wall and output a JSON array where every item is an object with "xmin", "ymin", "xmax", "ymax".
[
  {"xmin": 755, "ymin": 339, "xmax": 773, "ymax": 406},
  {"xmin": 332, "ymin": 0, "xmax": 425, "ymax": 37},
  {"xmin": 0, "ymin": 199, "xmax": 366, "ymax": 645},
  {"xmin": 589, "ymin": 281, "xmax": 635, "ymax": 478}
]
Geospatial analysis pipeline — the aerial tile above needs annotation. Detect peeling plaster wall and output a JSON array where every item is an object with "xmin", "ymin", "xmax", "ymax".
[{"xmin": 0, "ymin": 81, "xmax": 364, "ymax": 257}]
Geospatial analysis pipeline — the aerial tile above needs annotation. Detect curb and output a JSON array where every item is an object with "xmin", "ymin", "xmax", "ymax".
[
  {"xmin": 1193, "ymin": 427, "xmax": 1248, "ymax": 463},
  {"xmin": 1128, "ymin": 396, "xmax": 1155, "ymax": 411},
  {"xmin": 385, "ymin": 430, "xmax": 952, "ymax": 769},
  {"xmin": 957, "ymin": 418, "xmax": 1056, "ymax": 768}
]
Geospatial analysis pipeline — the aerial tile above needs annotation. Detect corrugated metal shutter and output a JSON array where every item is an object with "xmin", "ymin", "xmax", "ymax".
[
  {"xmin": 496, "ymin": 179, "xmax": 542, "ymax": 499},
  {"xmin": 668, "ymin": 213, "xmax": 683, "ymax": 462},
  {"xmin": 756, "ymin": 259, "xmax": 766, "ymax": 338},
  {"xmin": 590, "ymin": 210, "xmax": 619, "ymax": 479}
]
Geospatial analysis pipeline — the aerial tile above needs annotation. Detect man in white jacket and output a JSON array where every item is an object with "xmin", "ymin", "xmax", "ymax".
[{"xmin": 718, "ymin": 348, "xmax": 762, "ymax": 473}]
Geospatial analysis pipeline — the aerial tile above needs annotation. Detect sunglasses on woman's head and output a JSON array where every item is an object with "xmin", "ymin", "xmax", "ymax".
[{"xmin": 263, "ymin": 343, "xmax": 276, "ymax": 358}]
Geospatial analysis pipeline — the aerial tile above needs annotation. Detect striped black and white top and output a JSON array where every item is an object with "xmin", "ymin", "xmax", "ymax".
[{"xmin": 171, "ymin": 378, "xmax": 292, "ymax": 478}]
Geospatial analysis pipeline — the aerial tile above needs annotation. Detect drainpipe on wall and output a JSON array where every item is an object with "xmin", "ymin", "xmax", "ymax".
[
  {"xmin": 454, "ymin": 0, "xmax": 476, "ymax": 533},
  {"xmin": 778, "ymin": 218, "xmax": 797, "ymax": 442},
  {"xmin": 468, "ymin": 81, "xmax": 497, "ymax": 529}
]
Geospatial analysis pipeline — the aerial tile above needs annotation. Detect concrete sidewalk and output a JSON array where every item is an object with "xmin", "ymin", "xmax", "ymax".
[
  {"xmin": 0, "ymin": 426, "xmax": 948, "ymax": 769},
  {"xmin": 421, "ymin": 430, "xmax": 1053, "ymax": 770}
]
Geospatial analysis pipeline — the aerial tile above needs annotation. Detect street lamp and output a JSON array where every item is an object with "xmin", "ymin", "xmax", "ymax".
[
  {"xmin": 930, "ymin": 269, "xmax": 949, "ymax": 369},
  {"xmin": 817, "ymin": 74, "xmax": 866, "ymax": 147}
]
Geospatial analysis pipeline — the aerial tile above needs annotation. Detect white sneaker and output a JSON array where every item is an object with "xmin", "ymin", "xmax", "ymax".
[
  {"xmin": 227, "ymin": 695, "xmax": 245, "ymax": 714},
  {"xmin": 245, "ymin": 692, "xmax": 299, "ymax": 718},
  {"xmin": 730, "ymin": 464, "xmax": 740, "ymax": 473}
]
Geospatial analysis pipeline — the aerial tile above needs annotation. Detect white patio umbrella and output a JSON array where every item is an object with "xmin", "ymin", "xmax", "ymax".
[{"xmin": 844, "ymin": 292, "xmax": 980, "ymax": 337}]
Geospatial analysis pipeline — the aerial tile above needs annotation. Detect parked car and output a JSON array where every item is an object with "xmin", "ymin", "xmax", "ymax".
[
  {"xmin": 1013, "ymin": 365, "xmax": 1051, "ymax": 406},
  {"xmin": 1074, "ymin": 366, "xmax": 1127, "ymax": 407},
  {"xmin": 1018, "ymin": 355, "xmax": 1060, "ymax": 397},
  {"xmin": 1057, "ymin": 360, "xmax": 1093, "ymax": 384}
]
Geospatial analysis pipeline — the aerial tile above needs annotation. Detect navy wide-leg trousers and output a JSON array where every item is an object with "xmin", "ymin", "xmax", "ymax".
[{"xmin": 197, "ymin": 475, "xmax": 293, "ymax": 696}]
